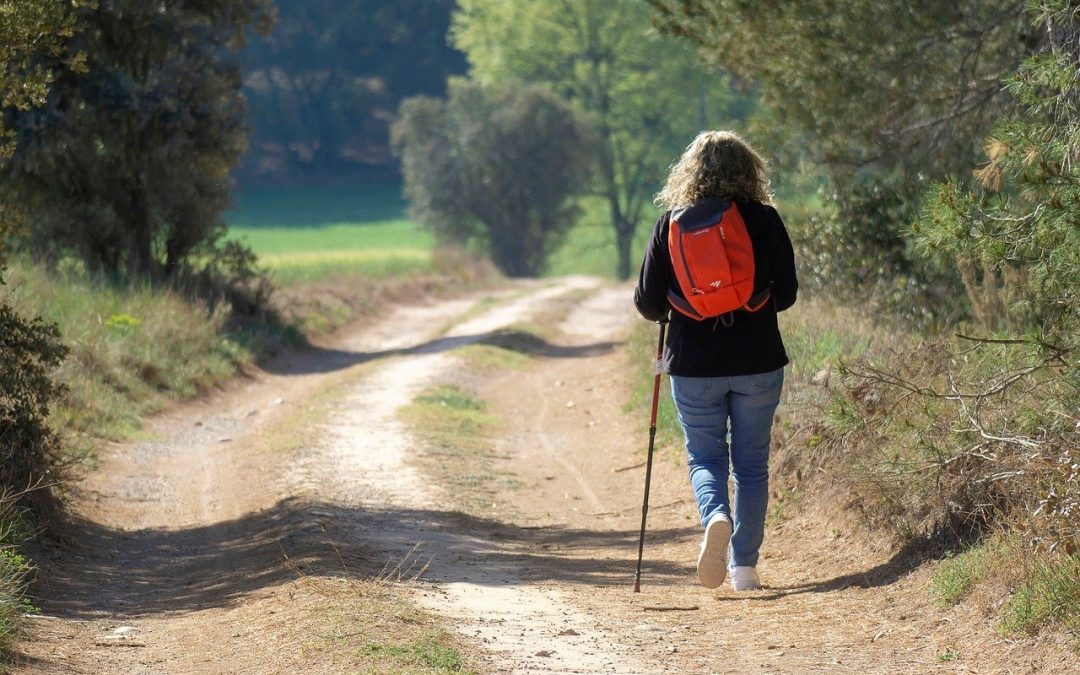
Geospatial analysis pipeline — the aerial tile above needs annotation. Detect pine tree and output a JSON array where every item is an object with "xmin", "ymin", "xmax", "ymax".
[{"xmin": 919, "ymin": 1, "xmax": 1080, "ymax": 359}]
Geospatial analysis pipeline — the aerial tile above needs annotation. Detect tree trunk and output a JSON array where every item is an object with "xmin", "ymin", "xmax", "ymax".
[
  {"xmin": 614, "ymin": 219, "xmax": 634, "ymax": 280},
  {"xmin": 124, "ymin": 185, "xmax": 155, "ymax": 280},
  {"xmin": 607, "ymin": 190, "xmax": 635, "ymax": 280}
]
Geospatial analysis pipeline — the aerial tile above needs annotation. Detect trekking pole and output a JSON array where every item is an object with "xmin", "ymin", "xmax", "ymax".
[{"xmin": 634, "ymin": 319, "xmax": 667, "ymax": 593}]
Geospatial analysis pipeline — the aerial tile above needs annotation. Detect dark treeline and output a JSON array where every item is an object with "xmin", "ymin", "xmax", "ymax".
[{"xmin": 237, "ymin": 0, "xmax": 466, "ymax": 182}]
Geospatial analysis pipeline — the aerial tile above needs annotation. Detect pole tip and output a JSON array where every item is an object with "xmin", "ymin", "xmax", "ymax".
[{"xmin": 633, "ymin": 581, "xmax": 641, "ymax": 593}]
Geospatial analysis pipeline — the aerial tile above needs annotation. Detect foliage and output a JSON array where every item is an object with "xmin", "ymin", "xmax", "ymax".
[
  {"xmin": 393, "ymin": 79, "xmax": 595, "ymax": 277},
  {"xmin": 0, "ymin": 505, "xmax": 36, "ymax": 655},
  {"xmin": 825, "ymin": 336, "xmax": 1076, "ymax": 546},
  {"xmin": 2, "ymin": 262, "xmax": 259, "ymax": 455},
  {"xmin": 1, "ymin": 0, "xmax": 274, "ymax": 282},
  {"xmin": 0, "ymin": 301, "xmax": 68, "ymax": 517},
  {"xmin": 238, "ymin": 0, "xmax": 465, "ymax": 180},
  {"xmin": 0, "ymin": 3, "xmax": 81, "ymax": 657},
  {"xmin": 917, "ymin": 3, "xmax": 1080, "ymax": 349},
  {"xmin": 650, "ymin": 0, "xmax": 1029, "ymax": 177},
  {"xmin": 899, "ymin": 2, "xmax": 1079, "ymax": 551},
  {"xmin": 791, "ymin": 2, "xmax": 1080, "ymax": 623},
  {"xmin": 649, "ymin": 0, "xmax": 1033, "ymax": 295},
  {"xmin": 0, "ymin": 0, "xmax": 86, "ymax": 158},
  {"xmin": 452, "ymin": 0, "xmax": 754, "ymax": 279}
]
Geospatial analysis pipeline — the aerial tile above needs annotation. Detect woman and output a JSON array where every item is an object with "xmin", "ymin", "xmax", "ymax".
[{"xmin": 634, "ymin": 130, "xmax": 798, "ymax": 591}]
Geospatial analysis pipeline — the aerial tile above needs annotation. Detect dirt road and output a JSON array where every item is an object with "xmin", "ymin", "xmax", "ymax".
[{"xmin": 13, "ymin": 277, "xmax": 1074, "ymax": 673}]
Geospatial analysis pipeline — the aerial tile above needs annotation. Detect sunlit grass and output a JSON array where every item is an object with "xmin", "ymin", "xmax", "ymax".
[
  {"xmin": 3, "ymin": 262, "xmax": 253, "ymax": 456},
  {"xmin": 230, "ymin": 221, "xmax": 435, "ymax": 286},
  {"xmin": 227, "ymin": 182, "xmax": 436, "ymax": 286},
  {"xmin": 545, "ymin": 196, "xmax": 657, "ymax": 279}
]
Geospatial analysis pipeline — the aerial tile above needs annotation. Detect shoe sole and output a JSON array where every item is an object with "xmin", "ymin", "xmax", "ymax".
[{"xmin": 697, "ymin": 517, "xmax": 732, "ymax": 589}]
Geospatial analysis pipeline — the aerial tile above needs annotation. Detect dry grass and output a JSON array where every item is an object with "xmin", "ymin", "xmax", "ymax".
[
  {"xmin": 627, "ymin": 293, "xmax": 1080, "ymax": 644},
  {"xmin": 281, "ymin": 537, "xmax": 475, "ymax": 674}
]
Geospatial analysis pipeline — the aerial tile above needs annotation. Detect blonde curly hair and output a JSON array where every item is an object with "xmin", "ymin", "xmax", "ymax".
[{"xmin": 654, "ymin": 130, "xmax": 772, "ymax": 209}]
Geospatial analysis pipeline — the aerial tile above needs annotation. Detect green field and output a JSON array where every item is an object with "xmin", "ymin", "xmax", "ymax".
[
  {"xmin": 228, "ymin": 183, "xmax": 656, "ymax": 282},
  {"xmin": 227, "ymin": 182, "xmax": 436, "ymax": 285}
]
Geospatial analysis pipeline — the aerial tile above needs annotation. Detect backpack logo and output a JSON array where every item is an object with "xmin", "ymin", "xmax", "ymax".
[{"xmin": 709, "ymin": 280, "xmax": 723, "ymax": 288}]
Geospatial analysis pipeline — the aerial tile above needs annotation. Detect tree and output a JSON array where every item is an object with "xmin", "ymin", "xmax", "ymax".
[
  {"xmin": 238, "ymin": 0, "xmax": 466, "ymax": 180},
  {"xmin": 650, "ymin": 0, "xmax": 1031, "ymax": 184},
  {"xmin": 393, "ymin": 79, "xmax": 595, "ymax": 277},
  {"xmin": 919, "ymin": 2, "xmax": 1080, "ymax": 350},
  {"xmin": 452, "ymin": 0, "xmax": 752, "ymax": 279},
  {"xmin": 649, "ymin": 0, "xmax": 1035, "ymax": 298},
  {"xmin": 1, "ymin": 0, "xmax": 274, "ymax": 281}
]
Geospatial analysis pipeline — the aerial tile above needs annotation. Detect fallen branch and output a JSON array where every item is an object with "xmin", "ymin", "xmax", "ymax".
[
  {"xmin": 614, "ymin": 461, "xmax": 646, "ymax": 473},
  {"xmin": 643, "ymin": 605, "xmax": 699, "ymax": 612}
]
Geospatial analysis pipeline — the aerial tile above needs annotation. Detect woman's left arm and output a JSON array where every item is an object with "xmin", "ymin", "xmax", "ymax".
[{"xmin": 771, "ymin": 210, "xmax": 799, "ymax": 312}]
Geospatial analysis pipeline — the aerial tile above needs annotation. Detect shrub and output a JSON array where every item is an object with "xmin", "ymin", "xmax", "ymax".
[
  {"xmin": 393, "ymin": 79, "xmax": 595, "ymax": 277},
  {"xmin": 826, "ymin": 336, "xmax": 1076, "ymax": 545},
  {"xmin": 0, "ymin": 497, "xmax": 36, "ymax": 655},
  {"xmin": 0, "ymin": 300, "xmax": 68, "ymax": 516}
]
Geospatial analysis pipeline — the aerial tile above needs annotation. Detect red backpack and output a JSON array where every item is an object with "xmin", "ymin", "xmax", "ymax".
[{"xmin": 667, "ymin": 201, "xmax": 771, "ymax": 321}]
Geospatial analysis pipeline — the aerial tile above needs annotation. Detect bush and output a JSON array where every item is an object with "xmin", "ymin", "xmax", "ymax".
[
  {"xmin": 393, "ymin": 79, "xmax": 595, "ymax": 277},
  {"xmin": 824, "ymin": 336, "xmax": 1076, "ymax": 546},
  {"xmin": 0, "ymin": 300, "xmax": 68, "ymax": 516},
  {"xmin": 0, "ymin": 497, "xmax": 35, "ymax": 656},
  {"xmin": 1, "ymin": 0, "xmax": 273, "ymax": 284},
  {"xmin": 788, "ymin": 171, "xmax": 966, "ymax": 329}
]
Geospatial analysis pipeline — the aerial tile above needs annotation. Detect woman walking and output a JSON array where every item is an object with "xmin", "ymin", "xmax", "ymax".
[{"xmin": 634, "ymin": 130, "xmax": 798, "ymax": 591}]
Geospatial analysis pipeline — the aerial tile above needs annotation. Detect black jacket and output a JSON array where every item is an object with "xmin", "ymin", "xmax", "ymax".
[{"xmin": 633, "ymin": 197, "xmax": 798, "ymax": 377}]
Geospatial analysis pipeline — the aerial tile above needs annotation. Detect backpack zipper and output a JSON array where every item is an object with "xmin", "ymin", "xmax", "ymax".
[{"xmin": 676, "ymin": 225, "xmax": 703, "ymax": 294}]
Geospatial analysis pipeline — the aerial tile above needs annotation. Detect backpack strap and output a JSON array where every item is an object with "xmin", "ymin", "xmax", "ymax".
[
  {"xmin": 743, "ymin": 287, "xmax": 772, "ymax": 312},
  {"xmin": 667, "ymin": 289, "xmax": 705, "ymax": 320}
]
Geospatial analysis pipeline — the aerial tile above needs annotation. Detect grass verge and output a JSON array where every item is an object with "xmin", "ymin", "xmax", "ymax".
[
  {"xmin": 1000, "ymin": 554, "xmax": 1080, "ymax": 641},
  {"xmin": 0, "ymin": 495, "xmax": 34, "ymax": 658},
  {"xmin": 4, "ymin": 262, "xmax": 255, "ymax": 458},
  {"xmin": 284, "ymin": 569, "xmax": 477, "ymax": 674},
  {"xmin": 399, "ymin": 385, "xmax": 508, "ymax": 515},
  {"xmin": 930, "ymin": 536, "xmax": 1012, "ymax": 607}
]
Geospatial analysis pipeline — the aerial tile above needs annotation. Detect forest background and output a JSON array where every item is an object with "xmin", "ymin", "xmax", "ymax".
[{"xmin": 0, "ymin": 0, "xmax": 1077, "ymax": 659}]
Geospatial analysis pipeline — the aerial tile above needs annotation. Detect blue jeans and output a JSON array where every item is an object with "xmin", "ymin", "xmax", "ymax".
[{"xmin": 670, "ymin": 368, "xmax": 784, "ymax": 568}]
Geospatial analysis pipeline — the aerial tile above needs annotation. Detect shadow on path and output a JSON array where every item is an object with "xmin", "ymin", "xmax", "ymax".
[
  {"xmin": 30, "ymin": 498, "xmax": 692, "ymax": 621},
  {"xmin": 713, "ymin": 538, "xmax": 946, "ymax": 602},
  {"xmin": 259, "ymin": 328, "xmax": 620, "ymax": 376}
]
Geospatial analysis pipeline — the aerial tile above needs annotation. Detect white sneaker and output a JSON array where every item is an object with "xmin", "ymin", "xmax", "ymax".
[
  {"xmin": 697, "ymin": 514, "xmax": 732, "ymax": 589},
  {"xmin": 730, "ymin": 565, "xmax": 761, "ymax": 591}
]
